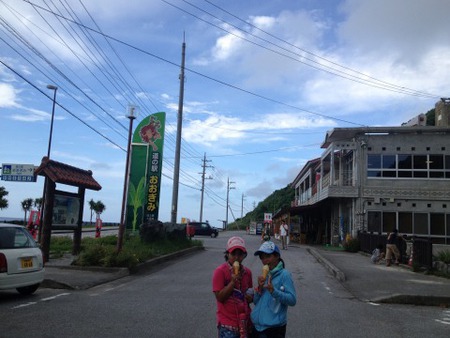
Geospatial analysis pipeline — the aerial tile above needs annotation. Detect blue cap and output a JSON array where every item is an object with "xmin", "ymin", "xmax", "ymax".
[{"xmin": 254, "ymin": 241, "xmax": 280, "ymax": 256}]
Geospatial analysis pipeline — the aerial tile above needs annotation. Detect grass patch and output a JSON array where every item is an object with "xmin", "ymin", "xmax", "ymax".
[
  {"xmin": 49, "ymin": 236, "xmax": 74, "ymax": 258},
  {"xmin": 50, "ymin": 234, "xmax": 202, "ymax": 270}
]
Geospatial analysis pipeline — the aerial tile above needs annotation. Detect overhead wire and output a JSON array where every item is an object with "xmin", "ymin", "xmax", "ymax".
[
  {"xmin": 199, "ymin": 0, "xmax": 437, "ymax": 99},
  {"xmin": 1, "ymin": 1, "xmax": 237, "ymax": 215},
  {"xmin": 21, "ymin": 0, "xmax": 368, "ymax": 127},
  {"xmin": 0, "ymin": 58, "xmax": 126, "ymax": 151},
  {"xmin": 0, "ymin": 15, "xmax": 128, "ymax": 140},
  {"xmin": 1, "ymin": 1, "xmax": 212, "ymax": 207},
  {"xmin": 11, "ymin": 0, "xmax": 418, "ymax": 214}
]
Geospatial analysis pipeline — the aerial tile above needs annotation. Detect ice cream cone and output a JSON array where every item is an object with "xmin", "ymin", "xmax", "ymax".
[
  {"xmin": 262, "ymin": 264, "xmax": 270, "ymax": 279},
  {"xmin": 233, "ymin": 261, "xmax": 240, "ymax": 275}
]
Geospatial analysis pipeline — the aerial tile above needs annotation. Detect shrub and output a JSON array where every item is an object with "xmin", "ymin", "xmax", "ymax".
[
  {"xmin": 140, "ymin": 220, "xmax": 164, "ymax": 242},
  {"xmin": 75, "ymin": 244, "xmax": 112, "ymax": 266},
  {"xmin": 435, "ymin": 250, "xmax": 450, "ymax": 264},
  {"xmin": 343, "ymin": 238, "xmax": 360, "ymax": 252},
  {"xmin": 69, "ymin": 233, "xmax": 201, "ymax": 269}
]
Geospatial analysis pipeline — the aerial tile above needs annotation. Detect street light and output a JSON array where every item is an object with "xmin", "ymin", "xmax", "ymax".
[
  {"xmin": 38, "ymin": 84, "xmax": 58, "ymax": 245},
  {"xmin": 117, "ymin": 105, "xmax": 137, "ymax": 252},
  {"xmin": 46, "ymin": 85, "xmax": 58, "ymax": 158}
]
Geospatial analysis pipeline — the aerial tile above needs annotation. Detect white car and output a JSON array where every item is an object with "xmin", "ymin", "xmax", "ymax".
[{"xmin": 0, "ymin": 223, "xmax": 45, "ymax": 295}]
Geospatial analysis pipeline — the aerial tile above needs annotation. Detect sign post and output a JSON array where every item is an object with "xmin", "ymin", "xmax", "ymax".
[{"xmin": 1, "ymin": 164, "xmax": 36, "ymax": 182}]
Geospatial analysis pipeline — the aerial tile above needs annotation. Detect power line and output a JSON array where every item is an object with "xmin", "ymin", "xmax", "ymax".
[
  {"xmin": 200, "ymin": 0, "xmax": 437, "ymax": 99},
  {"xmin": 0, "ymin": 58, "xmax": 126, "ymax": 151},
  {"xmin": 165, "ymin": 0, "xmax": 438, "ymax": 99},
  {"xmin": 21, "ymin": 0, "xmax": 368, "ymax": 127}
]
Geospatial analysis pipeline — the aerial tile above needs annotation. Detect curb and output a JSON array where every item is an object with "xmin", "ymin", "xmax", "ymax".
[
  {"xmin": 373, "ymin": 294, "xmax": 450, "ymax": 307},
  {"xmin": 307, "ymin": 247, "xmax": 346, "ymax": 282},
  {"xmin": 131, "ymin": 246, "xmax": 204, "ymax": 273},
  {"xmin": 41, "ymin": 267, "xmax": 130, "ymax": 290}
]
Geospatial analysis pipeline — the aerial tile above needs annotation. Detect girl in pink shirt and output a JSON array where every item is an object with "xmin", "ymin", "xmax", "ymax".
[{"xmin": 213, "ymin": 236, "xmax": 254, "ymax": 338}]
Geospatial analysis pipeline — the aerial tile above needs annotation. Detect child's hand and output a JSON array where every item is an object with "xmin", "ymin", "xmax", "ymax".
[
  {"xmin": 263, "ymin": 276, "xmax": 274, "ymax": 294},
  {"xmin": 257, "ymin": 275, "xmax": 265, "ymax": 288}
]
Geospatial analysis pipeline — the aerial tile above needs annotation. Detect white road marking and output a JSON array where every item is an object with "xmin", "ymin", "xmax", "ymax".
[
  {"xmin": 435, "ymin": 310, "xmax": 450, "ymax": 325},
  {"xmin": 12, "ymin": 302, "xmax": 37, "ymax": 309},
  {"xmin": 89, "ymin": 282, "xmax": 126, "ymax": 296},
  {"xmin": 41, "ymin": 292, "xmax": 71, "ymax": 301},
  {"xmin": 11, "ymin": 292, "xmax": 71, "ymax": 310}
]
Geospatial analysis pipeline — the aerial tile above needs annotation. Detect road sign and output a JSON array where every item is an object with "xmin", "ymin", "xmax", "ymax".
[{"xmin": 1, "ymin": 163, "xmax": 37, "ymax": 182}]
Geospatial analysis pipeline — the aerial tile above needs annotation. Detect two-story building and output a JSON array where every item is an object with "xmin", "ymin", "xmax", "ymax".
[{"xmin": 286, "ymin": 125, "xmax": 450, "ymax": 246}]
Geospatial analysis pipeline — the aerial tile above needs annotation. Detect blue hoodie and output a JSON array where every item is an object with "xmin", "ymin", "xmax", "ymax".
[{"xmin": 251, "ymin": 262, "xmax": 297, "ymax": 332}]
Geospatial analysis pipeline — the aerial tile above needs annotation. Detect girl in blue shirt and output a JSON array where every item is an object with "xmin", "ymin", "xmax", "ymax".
[{"xmin": 251, "ymin": 241, "xmax": 296, "ymax": 338}]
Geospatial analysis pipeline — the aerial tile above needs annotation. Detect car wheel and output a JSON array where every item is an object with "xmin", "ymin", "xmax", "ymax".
[{"xmin": 16, "ymin": 284, "xmax": 40, "ymax": 295}]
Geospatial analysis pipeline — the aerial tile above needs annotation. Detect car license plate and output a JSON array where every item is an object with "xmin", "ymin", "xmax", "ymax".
[{"xmin": 21, "ymin": 258, "xmax": 33, "ymax": 268}]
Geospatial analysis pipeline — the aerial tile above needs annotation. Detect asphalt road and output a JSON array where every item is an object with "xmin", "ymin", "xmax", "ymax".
[{"xmin": 1, "ymin": 231, "xmax": 449, "ymax": 337}]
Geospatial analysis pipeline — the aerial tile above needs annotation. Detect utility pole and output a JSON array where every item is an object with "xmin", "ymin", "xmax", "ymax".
[
  {"xmin": 199, "ymin": 153, "xmax": 212, "ymax": 222},
  {"xmin": 241, "ymin": 193, "xmax": 245, "ymax": 219},
  {"xmin": 226, "ymin": 177, "xmax": 235, "ymax": 230},
  {"xmin": 117, "ymin": 105, "xmax": 136, "ymax": 252},
  {"xmin": 171, "ymin": 36, "xmax": 186, "ymax": 224}
]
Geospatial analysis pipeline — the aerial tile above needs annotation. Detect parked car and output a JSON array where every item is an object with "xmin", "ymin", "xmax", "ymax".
[
  {"xmin": 186, "ymin": 222, "xmax": 219, "ymax": 238},
  {"xmin": 0, "ymin": 223, "xmax": 45, "ymax": 295}
]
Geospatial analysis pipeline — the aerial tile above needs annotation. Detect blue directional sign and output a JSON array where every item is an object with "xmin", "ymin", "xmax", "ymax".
[{"xmin": 1, "ymin": 163, "xmax": 37, "ymax": 182}]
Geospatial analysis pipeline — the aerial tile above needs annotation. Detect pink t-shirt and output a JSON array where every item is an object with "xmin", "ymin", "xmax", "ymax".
[{"xmin": 212, "ymin": 262, "xmax": 253, "ymax": 327}]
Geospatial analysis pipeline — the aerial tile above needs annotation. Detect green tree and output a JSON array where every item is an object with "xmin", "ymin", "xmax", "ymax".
[
  {"xmin": 92, "ymin": 200, "xmax": 106, "ymax": 219},
  {"xmin": 230, "ymin": 184, "xmax": 295, "ymax": 229},
  {"xmin": 34, "ymin": 198, "xmax": 43, "ymax": 212},
  {"xmin": 0, "ymin": 186, "xmax": 8, "ymax": 210},
  {"xmin": 425, "ymin": 108, "xmax": 435, "ymax": 126},
  {"xmin": 21, "ymin": 198, "xmax": 33, "ymax": 225},
  {"xmin": 88, "ymin": 199, "xmax": 96, "ymax": 224}
]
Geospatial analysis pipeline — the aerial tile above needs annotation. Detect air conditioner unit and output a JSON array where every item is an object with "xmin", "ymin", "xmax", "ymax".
[{"xmin": 374, "ymin": 197, "xmax": 380, "ymax": 204}]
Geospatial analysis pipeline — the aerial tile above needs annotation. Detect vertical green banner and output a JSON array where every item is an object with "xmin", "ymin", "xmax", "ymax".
[{"xmin": 126, "ymin": 112, "xmax": 165, "ymax": 231}]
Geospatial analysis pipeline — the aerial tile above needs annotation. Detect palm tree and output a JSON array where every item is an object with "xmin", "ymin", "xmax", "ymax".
[
  {"xmin": 34, "ymin": 198, "xmax": 43, "ymax": 212},
  {"xmin": 21, "ymin": 198, "xmax": 33, "ymax": 225},
  {"xmin": 88, "ymin": 199, "xmax": 96, "ymax": 225},
  {"xmin": 93, "ymin": 201, "xmax": 106, "ymax": 218},
  {"xmin": 0, "ymin": 186, "xmax": 8, "ymax": 210}
]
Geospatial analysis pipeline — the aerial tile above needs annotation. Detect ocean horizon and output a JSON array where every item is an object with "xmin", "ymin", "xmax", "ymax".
[{"xmin": 0, "ymin": 216, "xmax": 22, "ymax": 221}]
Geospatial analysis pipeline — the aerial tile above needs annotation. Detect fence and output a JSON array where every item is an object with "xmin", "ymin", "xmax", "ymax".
[
  {"xmin": 411, "ymin": 238, "xmax": 433, "ymax": 270},
  {"xmin": 358, "ymin": 232, "xmax": 432, "ymax": 269},
  {"xmin": 358, "ymin": 232, "xmax": 386, "ymax": 254}
]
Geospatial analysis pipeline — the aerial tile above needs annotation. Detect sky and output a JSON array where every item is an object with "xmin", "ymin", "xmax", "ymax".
[{"xmin": 1, "ymin": 0, "xmax": 450, "ymax": 228}]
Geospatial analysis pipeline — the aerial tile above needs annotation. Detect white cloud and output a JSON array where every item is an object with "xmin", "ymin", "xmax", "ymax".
[
  {"xmin": 0, "ymin": 83, "xmax": 19, "ymax": 107},
  {"xmin": 337, "ymin": 0, "xmax": 450, "ymax": 64}
]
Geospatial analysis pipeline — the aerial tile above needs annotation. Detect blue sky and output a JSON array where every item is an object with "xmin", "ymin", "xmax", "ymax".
[{"xmin": 1, "ymin": 0, "xmax": 449, "ymax": 227}]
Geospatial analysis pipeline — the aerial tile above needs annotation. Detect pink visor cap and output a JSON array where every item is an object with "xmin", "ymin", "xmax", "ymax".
[{"xmin": 226, "ymin": 236, "xmax": 247, "ymax": 253}]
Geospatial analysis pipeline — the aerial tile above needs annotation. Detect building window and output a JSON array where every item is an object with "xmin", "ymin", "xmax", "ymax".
[
  {"xmin": 430, "ymin": 213, "xmax": 445, "ymax": 235},
  {"xmin": 368, "ymin": 211, "xmax": 449, "ymax": 240},
  {"xmin": 398, "ymin": 212, "xmax": 412, "ymax": 233},
  {"xmin": 367, "ymin": 211, "xmax": 381, "ymax": 233},
  {"xmin": 398, "ymin": 154, "xmax": 412, "ymax": 169},
  {"xmin": 382, "ymin": 212, "xmax": 396, "ymax": 233},
  {"xmin": 414, "ymin": 213, "xmax": 428, "ymax": 235},
  {"xmin": 447, "ymin": 215, "xmax": 450, "ymax": 244},
  {"xmin": 367, "ymin": 153, "xmax": 450, "ymax": 179}
]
